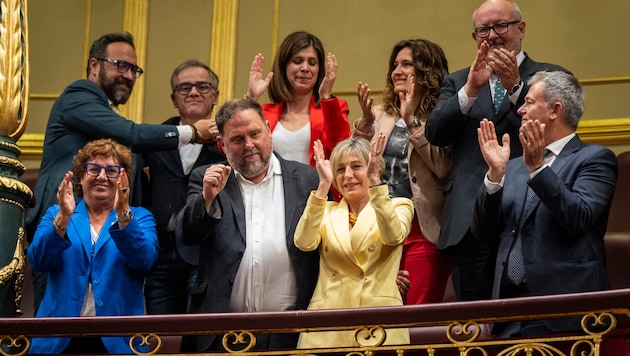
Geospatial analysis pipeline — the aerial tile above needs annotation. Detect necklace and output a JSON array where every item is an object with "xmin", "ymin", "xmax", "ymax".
[{"xmin": 349, "ymin": 212, "xmax": 358, "ymax": 226}]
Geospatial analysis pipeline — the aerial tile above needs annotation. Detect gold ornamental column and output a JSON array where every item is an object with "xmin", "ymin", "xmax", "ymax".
[{"xmin": 0, "ymin": 0, "xmax": 32, "ymax": 317}]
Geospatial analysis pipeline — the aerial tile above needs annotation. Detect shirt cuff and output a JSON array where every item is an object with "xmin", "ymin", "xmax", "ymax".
[
  {"xmin": 177, "ymin": 125, "xmax": 194, "ymax": 147},
  {"xmin": 484, "ymin": 173, "xmax": 505, "ymax": 194},
  {"xmin": 458, "ymin": 87, "xmax": 475, "ymax": 114}
]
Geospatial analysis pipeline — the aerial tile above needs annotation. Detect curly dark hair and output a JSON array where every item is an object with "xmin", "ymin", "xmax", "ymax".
[{"xmin": 381, "ymin": 39, "xmax": 449, "ymax": 118}]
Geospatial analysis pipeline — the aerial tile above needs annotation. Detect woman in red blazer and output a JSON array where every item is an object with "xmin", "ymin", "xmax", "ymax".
[{"xmin": 246, "ymin": 31, "xmax": 350, "ymax": 168}]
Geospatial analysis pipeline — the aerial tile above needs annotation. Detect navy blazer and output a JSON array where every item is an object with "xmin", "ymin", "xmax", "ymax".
[
  {"xmin": 472, "ymin": 136, "xmax": 617, "ymax": 332},
  {"xmin": 425, "ymin": 54, "xmax": 568, "ymax": 250},
  {"xmin": 27, "ymin": 79, "xmax": 182, "ymax": 236},
  {"xmin": 177, "ymin": 154, "xmax": 320, "ymax": 351}
]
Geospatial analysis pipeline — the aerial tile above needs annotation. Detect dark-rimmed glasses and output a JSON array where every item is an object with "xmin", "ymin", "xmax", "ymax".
[
  {"xmin": 97, "ymin": 58, "xmax": 144, "ymax": 78},
  {"xmin": 84, "ymin": 162, "xmax": 123, "ymax": 178},
  {"xmin": 474, "ymin": 20, "xmax": 521, "ymax": 38},
  {"xmin": 173, "ymin": 82, "xmax": 215, "ymax": 95}
]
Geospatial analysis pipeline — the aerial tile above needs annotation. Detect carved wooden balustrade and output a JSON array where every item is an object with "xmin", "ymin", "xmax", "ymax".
[{"xmin": 1, "ymin": 289, "xmax": 629, "ymax": 355}]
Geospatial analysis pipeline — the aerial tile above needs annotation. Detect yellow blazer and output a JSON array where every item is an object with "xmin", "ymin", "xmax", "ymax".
[{"xmin": 294, "ymin": 185, "xmax": 413, "ymax": 348}]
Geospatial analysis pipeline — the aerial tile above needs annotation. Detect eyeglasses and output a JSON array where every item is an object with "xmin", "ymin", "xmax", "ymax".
[
  {"xmin": 97, "ymin": 58, "xmax": 144, "ymax": 78},
  {"xmin": 173, "ymin": 82, "xmax": 215, "ymax": 95},
  {"xmin": 474, "ymin": 20, "xmax": 521, "ymax": 38},
  {"xmin": 84, "ymin": 162, "xmax": 123, "ymax": 178}
]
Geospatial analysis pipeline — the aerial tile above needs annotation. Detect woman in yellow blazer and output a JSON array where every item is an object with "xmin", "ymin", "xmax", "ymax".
[{"xmin": 294, "ymin": 136, "xmax": 413, "ymax": 349}]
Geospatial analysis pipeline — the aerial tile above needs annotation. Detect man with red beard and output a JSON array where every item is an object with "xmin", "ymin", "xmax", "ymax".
[
  {"xmin": 424, "ymin": 0, "xmax": 569, "ymax": 302},
  {"xmin": 26, "ymin": 32, "xmax": 216, "ymax": 314}
]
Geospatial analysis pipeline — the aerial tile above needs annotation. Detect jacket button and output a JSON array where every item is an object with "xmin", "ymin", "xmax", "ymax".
[
  {"xmin": 368, "ymin": 244, "xmax": 375, "ymax": 252},
  {"xmin": 331, "ymin": 272, "xmax": 338, "ymax": 279},
  {"xmin": 358, "ymin": 272, "xmax": 365, "ymax": 279}
]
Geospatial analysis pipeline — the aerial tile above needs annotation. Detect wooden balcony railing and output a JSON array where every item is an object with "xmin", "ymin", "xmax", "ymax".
[{"xmin": 1, "ymin": 289, "xmax": 630, "ymax": 355}]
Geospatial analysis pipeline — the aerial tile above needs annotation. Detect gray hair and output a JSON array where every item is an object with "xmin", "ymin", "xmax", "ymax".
[
  {"xmin": 528, "ymin": 71, "xmax": 584, "ymax": 130},
  {"xmin": 170, "ymin": 59, "xmax": 219, "ymax": 91}
]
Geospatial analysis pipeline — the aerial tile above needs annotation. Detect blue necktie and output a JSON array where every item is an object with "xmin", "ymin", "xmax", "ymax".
[
  {"xmin": 493, "ymin": 78, "xmax": 506, "ymax": 114},
  {"xmin": 505, "ymin": 149, "xmax": 553, "ymax": 285}
]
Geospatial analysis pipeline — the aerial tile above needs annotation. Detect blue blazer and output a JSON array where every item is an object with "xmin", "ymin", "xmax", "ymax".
[
  {"xmin": 178, "ymin": 155, "xmax": 321, "ymax": 351},
  {"xmin": 27, "ymin": 79, "xmax": 182, "ymax": 236},
  {"xmin": 27, "ymin": 200, "xmax": 159, "ymax": 354},
  {"xmin": 472, "ymin": 136, "xmax": 617, "ymax": 332},
  {"xmin": 425, "ymin": 54, "xmax": 569, "ymax": 250}
]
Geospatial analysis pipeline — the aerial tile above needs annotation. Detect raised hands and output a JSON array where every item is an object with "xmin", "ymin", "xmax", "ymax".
[
  {"xmin": 464, "ymin": 41, "xmax": 493, "ymax": 97},
  {"xmin": 313, "ymin": 139, "xmax": 333, "ymax": 199},
  {"xmin": 487, "ymin": 47, "xmax": 520, "ymax": 92},
  {"xmin": 57, "ymin": 171, "xmax": 76, "ymax": 217},
  {"xmin": 114, "ymin": 168, "xmax": 131, "ymax": 213},
  {"xmin": 368, "ymin": 133, "xmax": 386, "ymax": 186},
  {"xmin": 519, "ymin": 119, "xmax": 546, "ymax": 173},
  {"xmin": 357, "ymin": 82, "xmax": 375, "ymax": 125},
  {"xmin": 398, "ymin": 75, "xmax": 421, "ymax": 125},
  {"xmin": 202, "ymin": 164, "xmax": 232, "ymax": 213},
  {"xmin": 53, "ymin": 171, "xmax": 75, "ymax": 234},
  {"xmin": 464, "ymin": 41, "xmax": 520, "ymax": 97},
  {"xmin": 318, "ymin": 53, "xmax": 338, "ymax": 100},
  {"xmin": 477, "ymin": 118, "xmax": 510, "ymax": 183},
  {"xmin": 247, "ymin": 53, "xmax": 273, "ymax": 101}
]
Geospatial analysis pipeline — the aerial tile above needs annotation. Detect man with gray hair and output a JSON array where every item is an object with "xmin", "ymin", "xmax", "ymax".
[
  {"xmin": 143, "ymin": 60, "xmax": 225, "ymax": 316},
  {"xmin": 473, "ymin": 71, "xmax": 617, "ymax": 337},
  {"xmin": 425, "ymin": 0, "xmax": 569, "ymax": 302}
]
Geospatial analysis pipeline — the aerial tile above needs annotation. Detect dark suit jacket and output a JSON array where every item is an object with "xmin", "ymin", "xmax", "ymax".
[
  {"xmin": 425, "ymin": 54, "xmax": 568, "ymax": 250},
  {"xmin": 142, "ymin": 116, "xmax": 225, "ymax": 264},
  {"xmin": 27, "ymin": 79, "xmax": 182, "ymax": 236},
  {"xmin": 178, "ymin": 154, "xmax": 320, "ymax": 351},
  {"xmin": 472, "ymin": 135, "xmax": 617, "ymax": 332}
]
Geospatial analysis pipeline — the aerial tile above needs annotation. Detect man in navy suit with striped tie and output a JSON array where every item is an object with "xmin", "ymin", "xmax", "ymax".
[{"xmin": 473, "ymin": 71, "xmax": 617, "ymax": 337}]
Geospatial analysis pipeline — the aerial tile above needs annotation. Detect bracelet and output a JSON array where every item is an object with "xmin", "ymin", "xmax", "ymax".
[{"xmin": 189, "ymin": 124, "xmax": 198, "ymax": 144}]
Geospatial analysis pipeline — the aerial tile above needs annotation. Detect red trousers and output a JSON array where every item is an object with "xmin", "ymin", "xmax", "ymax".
[{"xmin": 401, "ymin": 217, "xmax": 451, "ymax": 304}]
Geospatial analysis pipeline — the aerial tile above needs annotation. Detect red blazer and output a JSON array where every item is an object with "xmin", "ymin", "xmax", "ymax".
[{"xmin": 261, "ymin": 95, "xmax": 350, "ymax": 167}]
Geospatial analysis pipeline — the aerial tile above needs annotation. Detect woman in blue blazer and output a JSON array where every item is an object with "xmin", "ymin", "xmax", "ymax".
[{"xmin": 28, "ymin": 138, "xmax": 159, "ymax": 354}]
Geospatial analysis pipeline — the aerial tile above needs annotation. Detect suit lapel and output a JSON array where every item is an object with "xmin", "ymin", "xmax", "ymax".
[
  {"xmin": 330, "ymin": 199, "xmax": 362, "ymax": 267},
  {"xmin": 280, "ymin": 159, "xmax": 300, "ymax": 239},
  {"xmin": 548, "ymin": 136, "xmax": 582, "ymax": 175},
  {"xmin": 72, "ymin": 201, "xmax": 93, "ymax": 260},
  {"xmin": 224, "ymin": 172, "xmax": 247, "ymax": 242}
]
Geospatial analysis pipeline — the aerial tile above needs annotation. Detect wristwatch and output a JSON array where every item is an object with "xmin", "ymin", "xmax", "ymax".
[
  {"xmin": 118, "ymin": 209, "xmax": 133, "ymax": 223},
  {"xmin": 508, "ymin": 81, "xmax": 523, "ymax": 95},
  {"xmin": 407, "ymin": 116, "xmax": 422, "ymax": 129}
]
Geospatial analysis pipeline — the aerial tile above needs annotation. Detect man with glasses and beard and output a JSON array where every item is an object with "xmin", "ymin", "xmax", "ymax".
[{"xmin": 26, "ymin": 32, "xmax": 216, "ymax": 314}]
